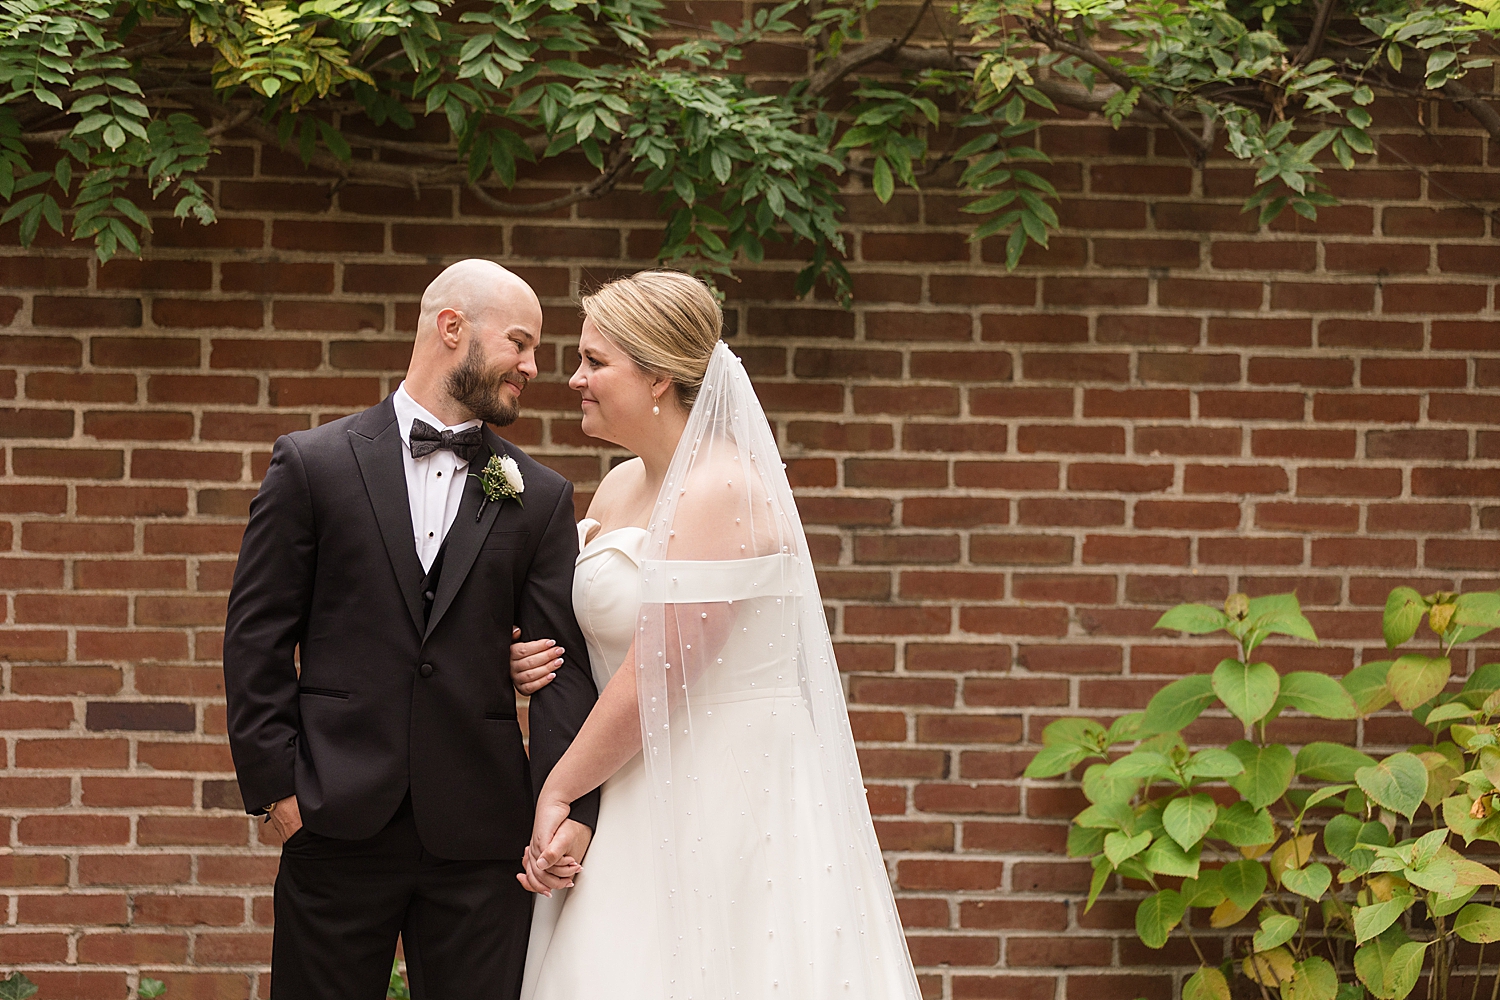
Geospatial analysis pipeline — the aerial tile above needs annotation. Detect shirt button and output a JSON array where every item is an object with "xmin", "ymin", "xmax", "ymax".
[
  {"xmin": 428, "ymin": 531, "xmax": 434, "ymax": 538},
  {"xmin": 436, "ymin": 471, "xmax": 442, "ymax": 478},
  {"xmin": 419, "ymin": 663, "xmax": 435, "ymax": 678}
]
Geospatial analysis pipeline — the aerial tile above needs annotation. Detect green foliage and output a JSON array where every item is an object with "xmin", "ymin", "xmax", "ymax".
[
  {"xmin": 0, "ymin": 973, "xmax": 37, "ymax": 1000},
  {"xmin": 387, "ymin": 959, "xmax": 410, "ymax": 999},
  {"xmin": 0, "ymin": 1, "xmax": 1493, "ymax": 292},
  {"xmin": 1024, "ymin": 586, "xmax": 1500, "ymax": 1000},
  {"xmin": 138, "ymin": 979, "xmax": 166, "ymax": 999}
]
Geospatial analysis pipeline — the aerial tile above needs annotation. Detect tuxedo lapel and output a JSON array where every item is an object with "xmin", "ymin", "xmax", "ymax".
[
  {"xmin": 423, "ymin": 426, "xmax": 509, "ymax": 642},
  {"xmin": 349, "ymin": 398, "xmax": 426, "ymax": 636}
]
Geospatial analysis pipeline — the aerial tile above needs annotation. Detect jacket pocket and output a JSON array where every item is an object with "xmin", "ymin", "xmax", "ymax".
[
  {"xmin": 483, "ymin": 712, "xmax": 516, "ymax": 721},
  {"xmin": 481, "ymin": 531, "xmax": 529, "ymax": 551},
  {"xmin": 298, "ymin": 686, "xmax": 350, "ymax": 700}
]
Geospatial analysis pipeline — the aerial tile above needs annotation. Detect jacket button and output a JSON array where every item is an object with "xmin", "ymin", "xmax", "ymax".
[{"xmin": 419, "ymin": 663, "xmax": 434, "ymax": 678}]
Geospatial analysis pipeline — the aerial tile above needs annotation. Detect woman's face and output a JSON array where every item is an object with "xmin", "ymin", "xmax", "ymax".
[{"xmin": 569, "ymin": 318, "xmax": 660, "ymax": 447}]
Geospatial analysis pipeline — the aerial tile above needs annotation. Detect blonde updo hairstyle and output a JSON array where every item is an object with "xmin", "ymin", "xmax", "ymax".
[{"xmin": 580, "ymin": 270, "xmax": 722, "ymax": 411}]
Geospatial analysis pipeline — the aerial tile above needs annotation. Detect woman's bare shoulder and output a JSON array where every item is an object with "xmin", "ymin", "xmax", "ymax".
[{"xmin": 584, "ymin": 457, "xmax": 646, "ymax": 525}]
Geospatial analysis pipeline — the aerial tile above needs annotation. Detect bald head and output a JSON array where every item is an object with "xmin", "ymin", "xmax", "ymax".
[
  {"xmin": 417, "ymin": 259, "xmax": 540, "ymax": 342},
  {"xmin": 404, "ymin": 259, "xmax": 543, "ymax": 427}
]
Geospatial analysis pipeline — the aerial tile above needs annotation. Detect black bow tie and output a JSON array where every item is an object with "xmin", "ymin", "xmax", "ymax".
[{"xmin": 408, "ymin": 419, "xmax": 485, "ymax": 464}]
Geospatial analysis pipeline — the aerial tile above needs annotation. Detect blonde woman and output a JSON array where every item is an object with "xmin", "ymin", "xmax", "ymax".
[{"xmin": 512, "ymin": 271, "xmax": 920, "ymax": 1000}]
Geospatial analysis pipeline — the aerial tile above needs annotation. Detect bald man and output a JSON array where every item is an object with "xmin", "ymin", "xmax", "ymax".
[{"xmin": 225, "ymin": 260, "xmax": 599, "ymax": 1000}]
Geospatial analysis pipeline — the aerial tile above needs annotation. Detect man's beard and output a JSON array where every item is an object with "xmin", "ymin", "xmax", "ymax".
[{"xmin": 446, "ymin": 338, "xmax": 524, "ymax": 426}]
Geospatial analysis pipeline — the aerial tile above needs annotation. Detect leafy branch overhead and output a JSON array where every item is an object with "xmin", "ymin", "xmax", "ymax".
[
  {"xmin": 0, "ymin": 0, "xmax": 1496, "ymax": 297},
  {"xmin": 1025, "ymin": 587, "xmax": 1500, "ymax": 1000}
]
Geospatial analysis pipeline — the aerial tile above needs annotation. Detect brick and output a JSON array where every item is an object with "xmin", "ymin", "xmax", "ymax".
[
  {"xmin": 273, "ymin": 300, "xmax": 386, "ymax": 333},
  {"xmin": 83, "ymin": 410, "xmax": 194, "ymax": 441},
  {"xmin": 1256, "ymin": 502, "xmax": 1360, "ymax": 533},
  {"xmin": 1249, "ymin": 356, "xmax": 1353, "ymax": 386},
  {"xmin": 32, "ymin": 296, "xmax": 142, "ymax": 328},
  {"xmin": 273, "ymin": 220, "xmax": 384, "ymax": 252},
  {"xmin": 794, "ymin": 348, "xmax": 901, "ymax": 379},
  {"xmin": 1135, "ymin": 501, "xmax": 1241, "ymax": 530},
  {"xmin": 1368, "ymin": 429, "xmax": 1468, "ymax": 460},
  {"xmin": 153, "ymin": 298, "xmax": 263, "ymax": 329},
  {"xmin": 26, "ymin": 371, "xmax": 137, "ymax": 402},
  {"xmin": 1138, "ymin": 353, "xmax": 1239, "ymax": 383},
  {"xmin": 1252, "ymin": 428, "xmax": 1356, "ymax": 459},
  {"xmin": 1270, "ymin": 282, "xmax": 1375, "ymax": 312},
  {"xmin": 11, "ymin": 444, "xmax": 122, "ymax": 479},
  {"xmin": 854, "ymin": 533, "xmax": 961, "ymax": 564},
  {"xmin": 1012, "ymin": 574, "xmax": 1116, "ymax": 604},
  {"xmin": 1, "ymin": 409, "xmax": 75, "ymax": 439},
  {"xmin": 1067, "ymin": 463, "xmax": 1173, "ymax": 493},
  {"xmin": 982, "ymin": 313, "xmax": 1089, "ymax": 344},
  {"xmin": 970, "ymin": 534, "xmax": 1073, "ymax": 565},
  {"xmin": 212, "ymin": 338, "xmax": 322, "ymax": 370},
  {"xmin": 1016, "ymin": 498, "xmax": 1124, "ymax": 527},
  {"xmin": 902, "ymin": 498, "xmax": 1010, "ymax": 527},
  {"xmin": 909, "ymin": 351, "xmax": 1012, "ymax": 382},
  {"xmin": 1082, "ymin": 389, "xmax": 1188, "ymax": 419},
  {"xmin": 1324, "ymin": 242, "xmax": 1430, "ymax": 274},
  {"xmin": 1016, "ymin": 425, "xmax": 1125, "ymax": 454},
  {"xmin": 95, "ymin": 336, "xmax": 202, "ymax": 368},
  {"xmin": 865, "ymin": 311, "xmax": 971, "ymax": 342},
  {"xmin": 1198, "ymin": 390, "xmax": 1304, "ymax": 420},
  {"xmin": 1042, "ymin": 278, "xmax": 1148, "ymax": 307},
  {"xmin": 1207, "ymin": 318, "xmax": 1310, "ymax": 347},
  {"xmin": 1134, "ymin": 425, "xmax": 1240, "ymax": 456},
  {"xmin": 21, "ymin": 521, "xmax": 134, "ymax": 553},
  {"xmin": 0, "ymin": 335, "xmax": 82, "ymax": 366},
  {"xmin": 853, "ymin": 386, "xmax": 959, "ymax": 415},
  {"xmin": 1362, "ymin": 358, "xmax": 1467, "ymax": 388}
]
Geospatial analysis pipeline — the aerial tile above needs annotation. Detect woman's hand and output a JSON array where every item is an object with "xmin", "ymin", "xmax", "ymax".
[
  {"xmin": 509, "ymin": 626, "xmax": 564, "ymax": 695},
  {"xmin": 516, "ymin": 791, "xmax": 591, "ymax": 896}
]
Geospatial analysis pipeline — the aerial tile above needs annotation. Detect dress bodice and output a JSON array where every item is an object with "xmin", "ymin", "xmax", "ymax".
[{"xmin": 572, "ymin": 518, "xmax": 649, "ymax": 692}]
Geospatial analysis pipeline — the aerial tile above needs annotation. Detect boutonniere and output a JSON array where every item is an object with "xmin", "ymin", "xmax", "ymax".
[{"xmin": 472, "ymin": 454, "xmax": 524, "ymax": 520}]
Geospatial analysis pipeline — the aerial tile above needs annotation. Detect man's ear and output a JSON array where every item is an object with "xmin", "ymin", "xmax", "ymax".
[{"xmin": 436, "ymin": 308, "xmax": 463, "ymax": 349}]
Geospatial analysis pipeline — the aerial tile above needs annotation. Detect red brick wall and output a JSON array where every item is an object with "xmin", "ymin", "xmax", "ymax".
[{"xmin": 1, "ymin": 100, "xmax": 1497, "ymax": 1000}]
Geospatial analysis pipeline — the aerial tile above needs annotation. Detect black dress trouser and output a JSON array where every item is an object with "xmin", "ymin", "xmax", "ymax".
[{"xmin": 271, "ymin": 794, "xmax": 532, "ymax": 1000}]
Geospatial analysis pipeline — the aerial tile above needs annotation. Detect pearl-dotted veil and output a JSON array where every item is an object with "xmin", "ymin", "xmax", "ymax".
[{"xmin": 635, "ymin": 342, "xmax": 921, "ymax": 999}]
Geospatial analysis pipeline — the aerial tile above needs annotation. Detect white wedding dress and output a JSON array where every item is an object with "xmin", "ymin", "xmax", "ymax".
[
  {"xmin": 521, "ymin": 517, "xmax": 917, "ymax": 999},
  {"xmin": 522, "ymin": 342, "xmax": 919, "ymax": 1000}
]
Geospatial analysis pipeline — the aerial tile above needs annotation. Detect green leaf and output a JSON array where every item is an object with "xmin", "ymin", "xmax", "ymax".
[
  {"xmin": 1279, "ymin": 672, "xmax": 1359, "ymax": 719},
  {"xmin": 1142, "ymin": 836, "xmax": 1201, "ymax": 879},
  {"xmin": 1384, "ymin": 940, "xmax": 1429, "ymax": 999},
  {"xmin": 1213, "ymin": 659, "xmax": 1280, "ymax": 727},
  {"xmin": 1135, "ymin": 888, "xmax": 1185, "ymax": 949},
  {"xmin": 1023, "ymin": 744, "xmax": 1089, "ymax": 779},
  {"xmin": 0, "ymin": 974, "xmax": 38, "ymax": 1000},
  {"xmin": 1162, "ymin": 794, "xmax": 1217, "ymax": 851},
  {"xmin": 1387, "ymin": 655, "xmax": 1451, "ymax": 711},
  {"xmin": 1105, "ymin": 751, "xmax": 1172, "ymax": 781},
  {"xmin": 1183, "ymin": 966, "xmax": 1230, "ymax": 1000},
  {"xmin": 1357, "ymin": 752, "xmax": 1428, "ymax": 821},
  {"xmin": 1087, "ymin": 854, "xmax": 1112, "ymax": 911},
  {"xmin": 1384, "ymin": 587, "xmax": 1425, "ymax": 648},
  {"xmin": 1141, "ymin": 675, "xmax": 1215, "ymax": 735},
  {"xmin": 1067, "ymin": 824, "xmax": 1106, "ymax": 858},
  {"xmin": 1282, "ymin": 862, "xmax": 1332, "ymax": 900},
  {"xmin": 1221, "ymin": 858, "xmax": 1268, "ymax": 910},
  {"xmin": 1344, "ymin": 661, "xmax": 1394, "ymax": 715},
  {"xmin": 1209, "ymin": 801, "xmax": 1275, "ymax": 846},
  {"xmin": 1254, "ymin": 911, "xmax": 1300, "ymax": 952},
  {"xmin": 1041, "ymin": 718, "xmax": 1105, "ymax": 748},
  {"xmin": 1155, "ymin": 604, "xmax": 1232, "ymax": 635},
  {"xmin": 139, "ymin": 979, "xmax": 167, "ymax": 1000},
  {"xmin": 1455, "ymin": 903, "xmax": 1500, "ymax": 943},
  {"xmin": 1323, "ymin": 813, "xmax": 1363, "ymax": 862},
  {"xmin": 1182, "ymin": 748, "xmax": 1244, "ymax": 782},
  {"xmin": 1103, "ymin": 829, "xmax": 1151, "ymax": 867},
  {"xmin": 1229, "ymin": 740, "xmax": 1295, "ymax": 810},
  {"xmin": 1297, "ymin": 742, "xmax": 1378, "ymax": 782},
  {"xmin": 1285, "ymin": 957, "xmax": 1338, "ymax": 1000},
  {"xmin": 871, "ymin": 157, "xmax": 894, "ymax": 203},
  {"xmin": 1354, "ymin": 891, "xmax": 1415, "ymax": 945},
  {"xmin": 1182, "ymin": 870, "xmax": 1226, "ymax": 908}
]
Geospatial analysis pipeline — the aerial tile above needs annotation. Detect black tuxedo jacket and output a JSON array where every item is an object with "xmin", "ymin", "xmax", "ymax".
[{"xmin": 223, "ymin": 395, "xmax": 599, "ymax": 861}]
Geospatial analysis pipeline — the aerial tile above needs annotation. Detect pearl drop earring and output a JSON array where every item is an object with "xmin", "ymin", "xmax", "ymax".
[{"xmin": 652, "ymin": 403, "xmax": 660, "ymax": 416}]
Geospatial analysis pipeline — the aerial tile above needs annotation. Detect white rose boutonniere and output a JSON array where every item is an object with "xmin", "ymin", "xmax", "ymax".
[{"xmin": 473, "ymin": 454, "xmax": 524, "ymax": 520}]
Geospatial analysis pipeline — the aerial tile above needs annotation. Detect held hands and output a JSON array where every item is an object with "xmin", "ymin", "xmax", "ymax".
[
  {"xmin": 516, "ymin": 793, "xmax": 592, "ymax": 897},
  {"xmin": 509, "ymin": 626, "xmax": 563, "ymax": 695}
]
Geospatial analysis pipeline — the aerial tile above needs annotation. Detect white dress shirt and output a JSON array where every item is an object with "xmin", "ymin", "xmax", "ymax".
[{"xmin": 392, "ymin": 383, "xmax": 483, "ymax": 573}]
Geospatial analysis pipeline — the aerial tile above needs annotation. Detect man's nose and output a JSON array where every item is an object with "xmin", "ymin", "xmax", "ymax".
[{"xmin": 518, "ymin": 348, "xmax": 538, "ymax": 380}]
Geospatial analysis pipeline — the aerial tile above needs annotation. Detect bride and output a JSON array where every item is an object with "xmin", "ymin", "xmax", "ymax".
[{"xmin": 509, "ymin": 270, "xmax": 920, "ymax": 1000}]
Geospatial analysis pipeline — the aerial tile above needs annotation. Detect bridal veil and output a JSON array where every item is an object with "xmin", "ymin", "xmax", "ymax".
[{"xmin": 634, "ymin": 342, "xmax": 921, "ymax": 999}]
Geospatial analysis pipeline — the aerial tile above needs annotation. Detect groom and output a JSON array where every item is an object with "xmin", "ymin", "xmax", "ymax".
[{"xmin": 224, "ymin": 259, "xmax": 598, "ymax": 1000}]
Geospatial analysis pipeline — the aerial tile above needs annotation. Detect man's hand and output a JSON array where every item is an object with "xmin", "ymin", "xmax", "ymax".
[
  {"xmin": 510, "ymin": 626, "xmax": 564, "ymax": 695},
  {"xmin": 519, "ymin": 809, "xmax": 594, "ymax": 893},
  {"xmin": 266, "ymin": 794, "xmax": 303, "ymax": 844}
]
